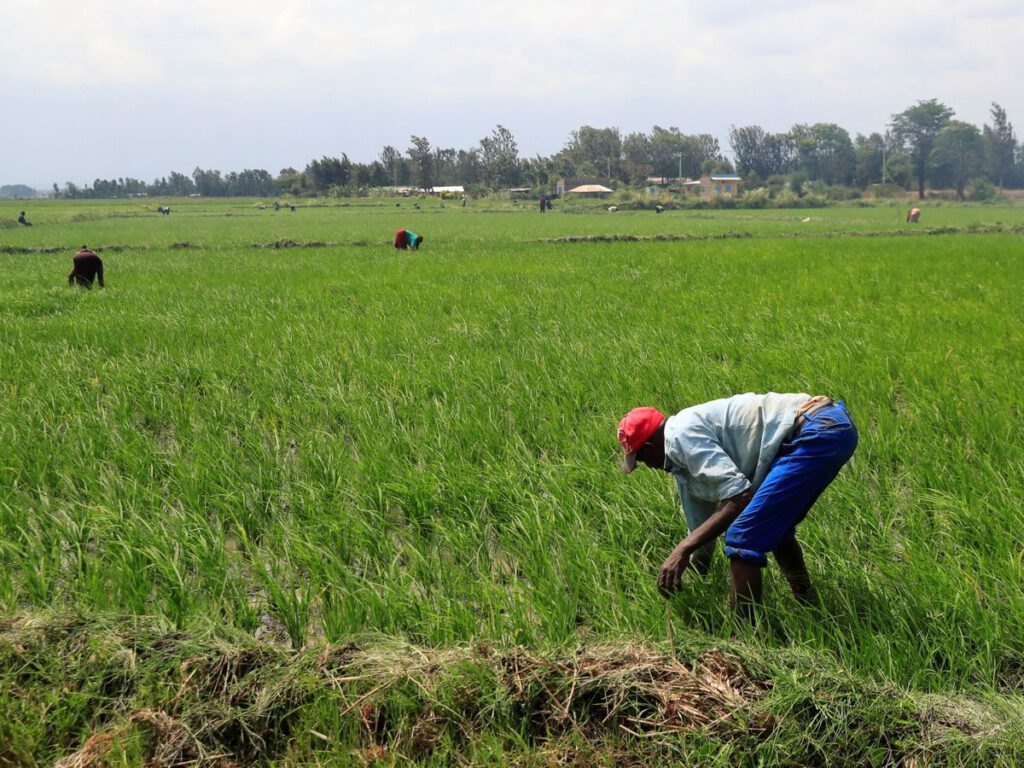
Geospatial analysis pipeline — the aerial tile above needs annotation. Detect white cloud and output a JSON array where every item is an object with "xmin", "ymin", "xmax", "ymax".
[{"xmin": 3, "ymin": 0, "xmax": 1023, "ymax": 183}]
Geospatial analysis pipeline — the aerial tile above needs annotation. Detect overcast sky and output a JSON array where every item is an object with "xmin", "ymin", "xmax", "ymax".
[{"xmin": 4, "ymin": 1, "xmax": 1022, "ymax": 187}]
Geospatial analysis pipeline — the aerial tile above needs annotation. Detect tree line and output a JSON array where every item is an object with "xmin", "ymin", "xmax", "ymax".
[{"xmin": 52, "ymin": 100, "xmax": 1021, "ymax": 201}]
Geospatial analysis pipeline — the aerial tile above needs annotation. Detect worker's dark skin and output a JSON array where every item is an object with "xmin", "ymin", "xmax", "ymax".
[{"xmin": 635, "ymin": 421, "xmax": 815, "ymax": 613}]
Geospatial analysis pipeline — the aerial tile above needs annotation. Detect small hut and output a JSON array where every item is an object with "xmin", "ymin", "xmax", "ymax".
[{"xmin": 566, "ymin": 184, "xmax": 613, "ymax": 199}]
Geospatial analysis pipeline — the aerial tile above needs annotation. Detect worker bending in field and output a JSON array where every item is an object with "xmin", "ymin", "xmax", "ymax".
[
  {"xmin": 394, "ymin": 228, "xmax": 424, "ymax": 250},
  {"xmin": 68, "ymin": 246, "xmax": 104, "ymax": 288},
  {"xmin": 618, "ymin": 393, "xmax": 857, "ymax": 618}
]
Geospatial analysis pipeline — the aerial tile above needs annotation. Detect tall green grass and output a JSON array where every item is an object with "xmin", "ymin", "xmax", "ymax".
[{"xmin": 2, "ymin": 198, "xmax": 1024, "ymax": 762}]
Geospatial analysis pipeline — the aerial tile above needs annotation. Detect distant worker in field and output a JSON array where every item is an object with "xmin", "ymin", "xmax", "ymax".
[
  {"xmin": 17, "ymin": 211, "xmax": 31, "ymax": 226},
  {"xmin": 907, "ymin": 207, "xmax": 921, "ymax": 223},
  {"xmin": 539, "ymin": 195, "xmax": 547, "ymax": 213},
  {"xmin": 68, "ymin": 245, "xmax": 104, "ymax": 288},
  {"xmin": 394, "ymin": 228, "xmax": 424, "ymax": 250},
  {"xmin": 618, "ymin": 393, "xmax": 858, "ymax": 618}
]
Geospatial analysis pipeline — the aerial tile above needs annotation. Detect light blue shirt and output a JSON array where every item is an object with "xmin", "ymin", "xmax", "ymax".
[{"xmin": 664, "ymin": 392, "xmax": 809, "ymax": 533}]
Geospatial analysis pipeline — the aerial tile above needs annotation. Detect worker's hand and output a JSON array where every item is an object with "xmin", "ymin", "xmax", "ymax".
[{"xmin": 658, "ymin": 543, "xmax": 692, "ymax": 598}]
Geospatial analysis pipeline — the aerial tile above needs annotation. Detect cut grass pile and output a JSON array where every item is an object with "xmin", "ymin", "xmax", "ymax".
[{"xmin": 5, "ymin": 613, "xmax": 1023, "ymax": 766}]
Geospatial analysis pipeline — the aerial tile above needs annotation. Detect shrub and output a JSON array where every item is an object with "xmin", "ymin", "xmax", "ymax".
[
  {"xmin": 765, "ymin": 175, "xmax": 788, "ymax": 195},
  {"xmin": 864, "ymin": 183, "xmax": 903, "ymax": 199},
  {"xmin": 826, "ymin": 185, "xmax": 860, "ymax": 201},
  {"xmin": 708, "ymin": 194, "xmax": 738, "ymax": 209},
  {"xmin": 789, "ymin": 171, "xmax": 809, "ymax": 196},
  {"xmin": 969, "ymin": 178, "xmax": 997, "ymax": 202},
  {"xmin": 612, "ymin": 189, "xmax": 638, "ymax": 205},
  {"xmin": 773, "ymin": 189, "xmax": 803, "ymax": 207},
  {"xmin": 740, "ymin": 187, "xmax": 771, "ymax": 209}
]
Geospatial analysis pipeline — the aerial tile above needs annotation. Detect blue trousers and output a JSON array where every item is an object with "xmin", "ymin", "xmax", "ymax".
[{"xmin": 723, "ymin": 402, "xmax": 858, "ymax": 566}]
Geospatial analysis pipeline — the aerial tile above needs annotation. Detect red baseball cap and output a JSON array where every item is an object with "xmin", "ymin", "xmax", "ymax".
[{"xmin": 617, "ymin": 407, "xmax": 666, "ymax": 473}]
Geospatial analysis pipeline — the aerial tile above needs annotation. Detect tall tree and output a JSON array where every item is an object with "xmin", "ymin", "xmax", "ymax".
[
  {"xmin": 454, "ymin": 149, "xmax": 481, "ymax": 185},
  {"xmin": 407, "ymin": 136, "xmax": 434, "ymax": 190},
  {"xmin": 790, "ymin": 123, "xmax": 856, "ymax": 185},
  {"xmin": 433, "ymin": 147, "xmax": 457, "ymax": 185},
  {"xmin": 854, "ymin": 133, "xmax": 885, "ymax": 187},
  {"xmin": 564, "ymin": 126, "xmax": 622, "ymax": 179},
  {"xmin": 520, "ymin": 155, "xmax": 554, "ymax": 190},
  {"xmin": 620, "ymin": 126, "xmax": 721, "ymax": 180},
  {"xmin": 622, "ymin": 131, "xmax": 654, "ymax": 183},
  {"xmin": 684, "ymin": 134, "xmax": 723, "ymax": 177},
  {"xmin": 379, "ymin": 145, "xmax": 402, "ymax": 186},
  {"xmin": 729, "ymin": 125, "xmax": 794, "ymax": 179},
  {"xmin": 166, "ymin": 171, "xmax": 195, "ymax": 196},
  {"xmin": 304, "ymin": 156, "xmax": 351, "ymax": 191},
  {"xmin": 983, "ymin": 102, "xmax": 1017, "ymax": 189},
  {"xmin": 479, "ymin": 125, "xmax": 520, "ymax": 189},
  {"xmin": 933, "ymin": 121, "xmax": 984, "ymax": 201},
  {"xmin": 890, "ymin": 99, "xmax": 954, "ymax": 199},
  {"xmin": 192, "ymin": 167, "xmax": 226, "ymax": 196},
  {"xmin": 647, "ymin": 126, "xmax": 687, "ymax": 178}
]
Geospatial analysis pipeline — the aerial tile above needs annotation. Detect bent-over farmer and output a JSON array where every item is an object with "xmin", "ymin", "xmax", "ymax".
[
  {"xmin": 394, "ymin": 228, "xmax": 424, "ymax": 250},
  {"xmin": 68, "ymin": 245, "xmax": 104, "ymax": 288},
  {"xmin": 618, "ymin": 392, "xmax": 857, "ymax": 617}
]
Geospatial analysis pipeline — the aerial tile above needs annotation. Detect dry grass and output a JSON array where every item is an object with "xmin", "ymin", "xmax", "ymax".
[{"xmin": 5, "ymin": 615, "xmax": 771, "ymax": 766}]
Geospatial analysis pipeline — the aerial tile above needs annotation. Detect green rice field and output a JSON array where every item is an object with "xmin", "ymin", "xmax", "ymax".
[{"xmin": 2, "ymin": 197, "xmax": 1023, "ymax": 765}]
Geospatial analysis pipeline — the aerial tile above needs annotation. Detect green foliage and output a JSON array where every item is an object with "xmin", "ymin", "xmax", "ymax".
[
  {"xmin": 729, "ymin": 125, "xmax": 794, "ymax": 178},
  {"xmin": 983, "ymin": 102, "xmax": 1018, "ymax": 188},
  {"xmin": 407, "ymin": 135, "xmax": 434, "ymax": 191},
  {"xmin": 304, "ymin": 156, "xmax": 352, "ymax": 193},
  {"xmin": 788, "ymin": 170, "xmax": 807, "ymax": 195},
  {"xmin": 479, "ymin": 125, "xmax": 520, "ymax": 189},
  {"xmin": 790, "ymin": 123, "xmax": 856, "ymax": 185},
  {"xmin": 740, "ymin": 187, "xmax": 770, "ymax": 208},
  {"xmin": 864, "ymin": 183, "xmax": 903, "ymax": 199},
  {"xmin": 854, "ymin": 132, "xmax": 886, "ymax": 187},
  {"xmin": 969, "ymin": 177, "xmax": 997, "ymax": 201},
  {"xmin": 933, "ymin": 121, "xmax": 984, "ymax": 200},
  {"xmin": 884, "ymin": 153, "xmax": 914, "ymax": 189},
  {"xmin": 563, "ymin": 125, "xmax": 623, "ymax": 179},
  {"xmin": 891, "ymin": 99, "xmax": 955, "ymax": 198}
]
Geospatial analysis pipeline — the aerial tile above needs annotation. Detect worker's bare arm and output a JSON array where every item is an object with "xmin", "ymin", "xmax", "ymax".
[{"xmin": 657, "ymin": 488, "xmax": 753, "ymax": 596}]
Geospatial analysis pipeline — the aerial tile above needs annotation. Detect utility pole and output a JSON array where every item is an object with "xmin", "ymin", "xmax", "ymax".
[
  {"xmin": 882, "ymin": 123, "xmax": 894, "ymax": 185},
  {"xmin": 881, "ymin": 136, "xmax": 887, "ymax": 185}
]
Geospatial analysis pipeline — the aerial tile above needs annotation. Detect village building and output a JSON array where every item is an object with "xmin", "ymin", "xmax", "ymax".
[
  {"xmin": 430, "ymin": 185, "xmax": 465, "ymax": 198},
  {"xmin": 679, "ymin": 174, "xmax": 742, "ymax": 199},
  {"xmin": 565, "ymin": 184, "xmax": 613, "ymax": 198},
  {"xmin": 700, "ymin": 174, "xmax": 741, "ymax": 198},
  {"xmin": 556, "ymin": 177, "xmax": 611, "ymax": 196}
]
